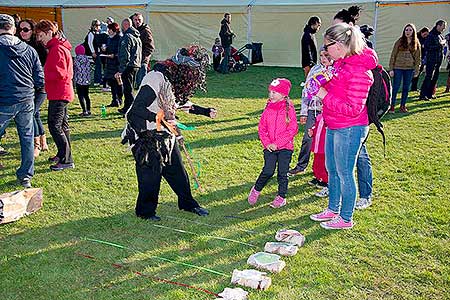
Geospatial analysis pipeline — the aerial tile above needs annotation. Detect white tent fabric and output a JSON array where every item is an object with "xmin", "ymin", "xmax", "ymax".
[{"xmin": 1, "ymin": 0, "xmax": 449, "ymax": 67}]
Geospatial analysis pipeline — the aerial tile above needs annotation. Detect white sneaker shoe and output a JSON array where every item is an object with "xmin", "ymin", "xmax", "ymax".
[
  {"xmin": 355, "ymin": 197, "xmax": 372, "ymax": 210},
  {"xmin": 315, "ymin": 187, "xmax": 329, "ymax": 198}
]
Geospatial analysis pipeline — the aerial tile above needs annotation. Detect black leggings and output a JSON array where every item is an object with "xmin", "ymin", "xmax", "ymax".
[{"xmin": 76, "ymin": 84, "xmax": 91, "ymax": 113}]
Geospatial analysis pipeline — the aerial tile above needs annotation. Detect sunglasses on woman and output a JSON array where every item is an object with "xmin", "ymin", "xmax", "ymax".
[
  {"xmin": 19, "ymin": 27, "xmax": 31, "ymax": 33},
  {"xmin": 323, "ymin": 41, "xmax": 337, "ymax": 51}
]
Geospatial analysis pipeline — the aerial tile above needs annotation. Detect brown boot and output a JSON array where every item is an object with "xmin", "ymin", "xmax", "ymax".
[
  {"xmin": 40, "ymin": 134, "xmax": 49, "ymax": 151},
  {"xmin": 445, "ymin": 77, "xmax": 450, "ymax": 93},
  {"xmin": 34, "ymin": 137, "xmax": 41, "ymax": 158}
]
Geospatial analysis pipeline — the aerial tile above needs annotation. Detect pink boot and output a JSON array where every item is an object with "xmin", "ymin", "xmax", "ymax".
[{"xmin": 248, "ymin": 186, "xmax": 260, "ymax": 205}]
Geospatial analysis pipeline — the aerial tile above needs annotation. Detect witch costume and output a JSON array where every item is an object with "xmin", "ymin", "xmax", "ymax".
[{"xmin": 122, "ymin": 45, "xmax": 210, "ymax": 221}]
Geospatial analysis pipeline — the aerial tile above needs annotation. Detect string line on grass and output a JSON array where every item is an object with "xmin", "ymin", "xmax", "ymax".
[
  {"xmin": 84, "ymin": 238, "xmax": 229, "ymax": 277},
  {"xmin": 152, "ymin": 224, "xmax": 257, "ymax": 247},
  {"xmin": 76, "ymin": 252, "xmax": 219, "ymax": 298}
]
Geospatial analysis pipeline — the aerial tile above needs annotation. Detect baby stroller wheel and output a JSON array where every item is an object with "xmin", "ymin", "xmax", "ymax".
[{"xmin": 233, "ymin": 63, "xmax": 243, "ymax": 73}]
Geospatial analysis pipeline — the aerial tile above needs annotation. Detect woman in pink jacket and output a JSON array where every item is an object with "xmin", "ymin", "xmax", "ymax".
[
  {"xmin": 310, "ymin": 23, "xmax": 378, "ymax": 229},
  {"xmin": 248, "ymin": 78, "xmax": 298, "ymax": 208}
]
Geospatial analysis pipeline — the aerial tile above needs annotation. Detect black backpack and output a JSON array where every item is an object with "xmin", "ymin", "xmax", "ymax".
[{"xmin": 366, "ymin": 64, "xmax": 392, "ymax": 156}]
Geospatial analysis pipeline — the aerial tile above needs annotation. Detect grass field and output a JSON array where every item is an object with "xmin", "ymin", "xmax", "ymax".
[{"xmin": 1, "ymin": 66, "xmax": 449, "ymax": 300}]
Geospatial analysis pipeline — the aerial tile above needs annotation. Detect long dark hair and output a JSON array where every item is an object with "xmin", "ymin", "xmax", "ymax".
[
  {"xmin": 399, "ymin": 23, "xmax": 419, "ymax": 51},
  {"xmin": 17, "ymin": 19, "xmax": 37, "ymax": 43}
]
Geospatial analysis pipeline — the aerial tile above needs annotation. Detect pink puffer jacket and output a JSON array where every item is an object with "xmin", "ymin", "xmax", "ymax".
[
  {"xmin": 322, "ymin": 47, "xmax": 378, "ymax": 130},
  {"xmin": 258, "ymin": 99, "xmax": 298, "ymax": 151}
]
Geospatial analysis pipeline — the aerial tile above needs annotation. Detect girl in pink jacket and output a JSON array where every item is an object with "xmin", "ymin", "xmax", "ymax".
[
  {"xmin": 310, "ymin": 23, "xmax": 378, "ymax": 229},
  {"xmin": 248, "ymin": 78, "xmax": 298, "ymax": 208}
]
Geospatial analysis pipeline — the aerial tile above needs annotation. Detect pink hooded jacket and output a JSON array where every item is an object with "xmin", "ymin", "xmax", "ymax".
[
  {"xmin": 322, "ymin": 47, "xmax": 378, "ymax": 130},
  {"xmin": 258, "ymin": 99, "xmax": 298, "ymax": 151}
]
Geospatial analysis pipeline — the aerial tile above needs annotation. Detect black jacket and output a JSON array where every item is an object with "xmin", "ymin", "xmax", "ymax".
[
  {"xmin": 424, "ymin": 27, "xmax": 445, "ymax": 66},
  {"xmin": 104, "ymin": 34, "xmax": 121, "ymax": 79},
  {"xmin": 0, "ymin": 34, "xmax": 44, "ymax": 106},
  {"xmin": 118, "ymin": 27, "xmax": 142, "ymax": 73},
  {"xmin": 219, "ymin": 18, "xmax": 233, "ymax": 48},
  {"xmin": 301, "ymin": 26, "xmax": 318, "ymax": 68}
]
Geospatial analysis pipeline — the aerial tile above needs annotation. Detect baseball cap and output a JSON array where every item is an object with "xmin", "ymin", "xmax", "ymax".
[{"xmin": 0, "ymin": 14, "xmax": 15, "ymax": 26}]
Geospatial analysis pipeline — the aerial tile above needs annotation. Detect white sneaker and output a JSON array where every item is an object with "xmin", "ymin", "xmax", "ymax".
[
  {"xmin": 355, "ymin": 197, "xmax": 372, "ymax": 210},
  {"xmin": 315, "ymin": 187, "xmax": 329, "ymax": 198}
]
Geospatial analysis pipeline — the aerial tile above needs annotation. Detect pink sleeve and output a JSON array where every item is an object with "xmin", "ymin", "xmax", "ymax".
[
  {"xmin": 323, "ymin": 72, "xmax": 373, "ymax": 117},
  {"xmin": 274, "ymin": 104, "xmax": 299, "ymax": 148},
  {"xmin": 258, "ymin": 111, "xmax": 270, "ymax": 148}
]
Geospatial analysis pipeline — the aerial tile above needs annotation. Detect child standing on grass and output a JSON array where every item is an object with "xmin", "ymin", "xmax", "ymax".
[
  {"xmin": 248, "ymin": 78, "xmax": 298, "ymax": 208},
  {"xmin": 212, "ymin": 37, "xmax": 223, "ymax": 72},
  {"xmin": 308, "ymin": 113, "xmax": 328, "ymax": 198},
  {"xmin": 74, "ymin": 44, "xmax": 91, "ymax": 116}
]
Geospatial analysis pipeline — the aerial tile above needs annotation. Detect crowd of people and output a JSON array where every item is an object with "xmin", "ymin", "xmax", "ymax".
[{"xmin": 0, "ymin": 8, "xmax": 448, "ymax": 229}]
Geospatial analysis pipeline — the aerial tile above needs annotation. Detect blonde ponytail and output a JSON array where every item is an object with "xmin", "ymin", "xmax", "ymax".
[{"xmin": 325, "ymin": 23, "xmax": 366, "ymax": 55}]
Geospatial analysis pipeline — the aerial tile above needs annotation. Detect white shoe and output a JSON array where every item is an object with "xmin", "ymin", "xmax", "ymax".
[
  {"xmin": 355, "ymin": 197, "xmax": 372, "ymax": 210},
  {"xmin": 315, "ymin": 187, "xmax": 329, "ymax": 198}
]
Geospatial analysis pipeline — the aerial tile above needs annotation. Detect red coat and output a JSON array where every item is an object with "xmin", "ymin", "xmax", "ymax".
[
  {"xmin": 44, "ymin": 37, "xmax": 74, "ymax": 101},
  {"xmin": 322, "ymin": 47, "xmax": 378, "ymax": 130},
  {"xmin": 258, "ymin": 99, "xmax": 298, "ymax": 151}
]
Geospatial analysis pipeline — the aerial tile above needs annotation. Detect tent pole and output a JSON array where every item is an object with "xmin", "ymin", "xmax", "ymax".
[
  {"xmin": 145, "ymin": 3, "xmax": 149, "ymax": 24},
  {"xmin": 373, "ymin": 1, "xmax": 379, "ymax": 50},
  {"xmin": 247, "ymin": 4, "xmax": 252, "ymax": 62},
  {"xmin": 61, "ymin": 6, "xmax": 65, "ymax": 32}
]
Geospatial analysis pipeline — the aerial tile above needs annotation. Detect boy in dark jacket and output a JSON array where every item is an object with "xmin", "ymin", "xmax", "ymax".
[
  {"xmin": 219, "ymin": 13, "xmax": 234, "ymax": 74},
  {"xmin": 301, "ymin": 16, "xmax": 321, "ymax": 77}
]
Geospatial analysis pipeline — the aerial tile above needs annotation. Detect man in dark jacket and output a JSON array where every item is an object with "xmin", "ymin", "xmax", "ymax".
[
  {"xmin": 116, "ymin": 18, "xmax": 142, "ymax": 114},
  {"xmin": 420, "ymin": 19, "xmax": 447, "ymax": 100},
  {"xmin": 219, "ymin": 13, "xmax": 234, "ymax": 74},
  {"xmin": 301, "ymin": 16, "xmax": 321, "ymax": 77},
  {"xmin": 0, "ymin": 14, "xmax": 44, "ymax": 188},
  {"xmin": 132, "ymin": 13, "xmax": 155, "ymax": 88}
]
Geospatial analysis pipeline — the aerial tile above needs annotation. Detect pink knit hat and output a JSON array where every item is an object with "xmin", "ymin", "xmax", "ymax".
[
  {"xmin": 75, "ymin": 44, "xmax": 85, "ymax": 55},
  {"xmin": 268, "ymin": 78, "xmax": 291, "ymax": 97}
]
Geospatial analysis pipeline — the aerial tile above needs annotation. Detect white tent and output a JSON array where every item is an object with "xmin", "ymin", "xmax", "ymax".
[{"xmin": 1, "ymin": 0, "xmax": 449, "ymax": 67}]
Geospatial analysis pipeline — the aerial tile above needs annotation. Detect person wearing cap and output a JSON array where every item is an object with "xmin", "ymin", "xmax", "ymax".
[
  {"xmin": 132, "ymin": 12, "xmax": 155, "ymax": 88},
  {"xmin": 0, "ymin": 14, "xmax": 44, "ymax": 188},
  {"xmin": 248, "ymin": 78, "xmax": 298, "ymax": 209},
  {"xmin": 121, "ymin": 45, "xmax": 210, "ymax": 221},
  {"xmin": 360, "ymin": 24, "xmax": 374, "ymax": 49}
]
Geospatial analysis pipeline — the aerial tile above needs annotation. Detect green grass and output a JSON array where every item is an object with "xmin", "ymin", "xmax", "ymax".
[{"xmin": 1, "ymin": 67, "xmax": 449, "ymax": 300}]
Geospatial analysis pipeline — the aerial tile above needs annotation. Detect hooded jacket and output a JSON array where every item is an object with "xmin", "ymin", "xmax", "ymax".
[
  {"xmin": 219, "ymin": 18, "xmax": 233, "ymax": 48},
  {"xmin": 424, "ymin": 27, "xmax": 446, "ymax": 66},
  {"xmin": 136, "ymin": 23, "xmax": 155, "ymax": 65},
  {"xmin": 118, "ymin": 26, "xmax": 142, "ymax": 72},
  {"xmin": 301, "ymin": 25, "xmax": 318, "ymax": 68},
  {"xmin": 258, "ymin": 99, "xmax": 298, "ymax": 151},
  {"xmin": 0, "ymin": 34, "xmax": 44, "ymax": 106},
  {"xmin": 44, "ymin": 37, "xmax": 74, "ymax": 101},
  {"xmin": 322, "ymin": 47, "xmax": 378, "ymax": 130}
]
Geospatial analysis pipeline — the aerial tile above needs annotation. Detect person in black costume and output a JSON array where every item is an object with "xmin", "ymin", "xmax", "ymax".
[{"xmin": 122, "ymin": 45, "xmax": 212, "ymax": 221}]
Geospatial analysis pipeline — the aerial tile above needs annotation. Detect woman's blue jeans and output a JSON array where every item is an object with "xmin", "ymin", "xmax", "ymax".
[
  {"xmin": 392, "ymin": 69, "xmax": 414, "ymax": 106},
  {"xmin": 325, "ymin": 126, "xmax": 369, "ymax": 222}
]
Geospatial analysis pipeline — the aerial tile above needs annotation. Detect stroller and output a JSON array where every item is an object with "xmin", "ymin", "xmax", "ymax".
[{"xmin": 228, "ymin": 42, "xmax": 263, "ymax": 72}]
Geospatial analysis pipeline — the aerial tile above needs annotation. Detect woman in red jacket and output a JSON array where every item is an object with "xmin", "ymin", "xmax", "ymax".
[{"xmin": 35, "ymin": 20, "xmax": 74, "ymax": 171}]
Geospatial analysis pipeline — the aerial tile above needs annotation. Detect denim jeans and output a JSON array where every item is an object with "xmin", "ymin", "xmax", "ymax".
[
  {"xmin": 220, "ymin": 46, "xmax": 231, "ymax": 74},
  {"xmin": 0, "ymin": 101, "xmax": 35, "ymax": 180},
  {"xmin": 392, "ymin": 69, "xmax": 414, "ymax": 106},
  {"xmin": 295, "ymin": 110, "xmax": 318, "ymax": 170},
  {"xmin": 357, "ymin": 142, "xmax": 372, "ymax": 199},
  {"xmin": 34, "ymin": 89, "xmax": 46, "ymax": 137},
  {"xmin": 255, "ymin": 149, "xmax": 293, "ymax": 198},
  {"xmin": 94, "ymin": 54, "xmax": 103, "ymax": 84},
  {"xmin": 135, "ymin": 63, "xmax": 148, "ymax": 89},
  {"xmin": 325, "ymin": 126, "xmax": 369, "ymax": 222},
  {"xmin": 48, "ymin": 100, "xmax": 73, "ymax": 164}
]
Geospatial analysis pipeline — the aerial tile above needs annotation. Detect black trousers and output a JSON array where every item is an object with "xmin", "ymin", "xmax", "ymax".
[
  {"xmin": 255, "ymin": 149, "xmax": 293, "ymax": 198},
  {"xmin": 134, "ymin": 143, "xmax": 200, "ymax": 217},
  {"xmin": 48, "ymin": 100, "xmax": 73, "ymax": 164},
  {"xmin": 107, "ymin": 78, "xmax": 123, "ymax": 105},
  {"xmin": 121, "ymin": 67, "xmax": 138, "ymax": 111},
  {"xmin": 420, "ymin": 60, "xmax": 442, "ymax": 98},
  {"xmin": 76, "ymin": 84, "xmax": 91, "ymax": 113},
  {"xmin": 295, "ymin": 110, "xmax": 317, "ymax": 170}
]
